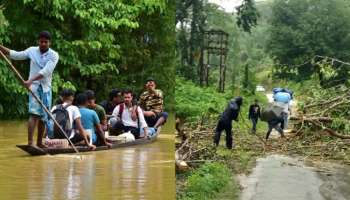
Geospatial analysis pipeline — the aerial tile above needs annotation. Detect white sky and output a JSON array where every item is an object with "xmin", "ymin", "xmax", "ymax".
[{"xmin": 209, "ymin": 0, "xmax": 266, "ymax": 13}]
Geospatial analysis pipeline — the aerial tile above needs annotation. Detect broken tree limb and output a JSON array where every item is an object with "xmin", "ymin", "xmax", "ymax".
[
  {"xmin": 291, "ymin": 115, "xmax": 350, "ymax": 139},
  {"xmin": 175, "ymin": 150, "xmax": 189, "ymax": 171},
  {"xmin": 175, "ymin": 138, "xmax": 190, "ymax": 171}
]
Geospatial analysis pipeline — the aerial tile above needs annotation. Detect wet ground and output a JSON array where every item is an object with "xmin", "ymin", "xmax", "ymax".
[
  {"xmin": 239, "ymin": 154, "xmax": 350, "ymax": 200},
  {"xmin": 241, "ymin": 93, "xmax": 350, "ymax": 200}
]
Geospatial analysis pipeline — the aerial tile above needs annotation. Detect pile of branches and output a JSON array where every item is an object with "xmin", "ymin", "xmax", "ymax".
[
  {"xmin": 175, "ymin": 119, "xmax": 219, "ymax": 171},
  {"xmin": 291, "ymin": 86, "xmax": 350, "ymax": 139}
]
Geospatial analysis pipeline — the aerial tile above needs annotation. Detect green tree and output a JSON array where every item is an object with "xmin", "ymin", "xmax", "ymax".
[
  {"xmin": 236, "ymin": 0, "xmax": 259, "ymax": 33},
  {"xmin": 268, "ymin": 0, "xmax": 350, "ymax": 84},
  {"xmin": 0, "ymin": 0, "xmax": 175, "ymax": 118},
  {"xmin": 176, "ymin": 0, "xmax": 207, "ymax": 83}
]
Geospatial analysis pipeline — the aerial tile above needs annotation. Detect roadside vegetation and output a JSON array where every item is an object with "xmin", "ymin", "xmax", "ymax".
[{"xmin": 176, "ymin": 0, "xmax": 350, "ymax": 198}]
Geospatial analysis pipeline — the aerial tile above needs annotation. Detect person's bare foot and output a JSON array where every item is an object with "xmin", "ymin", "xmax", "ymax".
[
  {"xmin": 89, "ymin": 144, "xmax": 96, "ymax": 150},
  {"xmin": 105, "ymin": 142, "xmax": 112, "ymax": 148}
]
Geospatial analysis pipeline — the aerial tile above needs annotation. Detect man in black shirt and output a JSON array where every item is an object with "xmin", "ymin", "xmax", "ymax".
[
  {"xmin": 100, "ymin": 89, "xmax": 123, "ymax": 116},
  {"xmin": 248, "ymin": 99, "xmax": 261, "ymax": 134},
  {"xmin": 214, "ymin": 96, "xmax": 243, "ymax": 149}
]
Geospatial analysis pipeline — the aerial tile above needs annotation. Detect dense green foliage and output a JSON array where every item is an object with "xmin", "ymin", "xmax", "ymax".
[
  {"xmin": 175, "ymin": 76, "xmax": 226, "ymax": 120},
  {"xmin": 177, "ymin": 0, "xmax": 350, "ymax": 92},
  {"xmin": 0, "ymin": 0, "xmax": 175, "ymax": 118},
  {"xmin": 268, "ymin": 0, "xmax": 350, "ymax": 84},
  {"xmin": 178, "ymin": 163, "xmax": 231, "ymax": 200},
  {"xmin": 176, "ymin": 0, "xmax": 207, "ymax": 82},
  {"xmin": 175, "ymin": 2, "xmax": 271, "ymax": 120},
  {"xmin": 175, "ymin": 76, "xmax": 268, "ymax": 123},
  {"xmin": 236, "ymin": 0, "xmax": 260, "ymax": 33},
  {"xmin": 176, "ymin": 1, "xmax": 270, "ymax": 93}
]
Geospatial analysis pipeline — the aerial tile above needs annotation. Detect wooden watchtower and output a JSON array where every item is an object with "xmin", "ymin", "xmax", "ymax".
[{"xmin": 200, "ymin": 29, "xmax": 229, "ymax": 92}]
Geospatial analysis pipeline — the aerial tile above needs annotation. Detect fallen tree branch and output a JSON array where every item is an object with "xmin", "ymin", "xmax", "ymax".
[
  {"xmin": 304, "ymin": 95, "xmax": 345, "ymax": 110},
  {"xmin": 175, "ymin": 138, "xmax": 190, "ymax": 171},
  {"xmin": 302, "ymin": 118, "xmax": 350, "ymax": 139}
]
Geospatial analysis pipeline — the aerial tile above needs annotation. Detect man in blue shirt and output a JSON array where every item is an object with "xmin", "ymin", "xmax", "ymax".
[
  {"xmin": 75, "ymin": 93, "xmax": 112, "ymax": 147},
  {"xmin": 0, "ymin": 31, "xmax": 59, "ymax": 148}
]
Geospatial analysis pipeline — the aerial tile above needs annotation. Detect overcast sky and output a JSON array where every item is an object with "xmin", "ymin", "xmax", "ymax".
[{"xmin": 208, "ymin": 0, "xmax": 266, "ymax": 13}]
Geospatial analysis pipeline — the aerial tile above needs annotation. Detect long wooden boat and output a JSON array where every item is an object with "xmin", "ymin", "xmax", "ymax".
[{"xmin": 17, "ymin": 128, "xmax": 160, "ymax": 156}]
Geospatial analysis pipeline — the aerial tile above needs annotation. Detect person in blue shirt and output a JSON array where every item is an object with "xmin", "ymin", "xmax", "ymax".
[
  {"xmin": 75, "ymin": 93, "xmax": 112, "ymax": 148},
  {"xmin": 0, "ymin": 31, "xmax": 59, "ymax": 148}
]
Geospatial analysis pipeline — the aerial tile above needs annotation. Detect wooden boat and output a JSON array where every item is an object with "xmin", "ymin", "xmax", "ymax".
[{"xmin": 17, "ymin": 128, "xmax": 160, "ymax": 156}]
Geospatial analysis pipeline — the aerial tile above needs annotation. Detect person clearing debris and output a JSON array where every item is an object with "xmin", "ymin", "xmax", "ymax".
[
  {"xmin": 213, "ymin": 97, "xmax": 243, "ymax": 149},
  {"xmin": 261, "ymin": 88, "xmax": 293, "ymax": 140}
]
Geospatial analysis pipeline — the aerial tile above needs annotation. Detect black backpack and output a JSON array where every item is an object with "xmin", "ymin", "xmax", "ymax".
[{"xmin": 52, "ymin": 104, "xmax": 72, "ymax": 139}]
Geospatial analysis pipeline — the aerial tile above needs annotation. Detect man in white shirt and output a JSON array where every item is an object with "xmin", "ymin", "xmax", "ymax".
[
  {"xmin": 111, "ymin": 89, "xmax": 148, "ymax": 138},
  {"xmin": 0, "ymin": 31, "xmax": 59, "ymax": 148},
  {"xmin": 50, "ymin": 89, "xmax": 95, "ymax": 150}
]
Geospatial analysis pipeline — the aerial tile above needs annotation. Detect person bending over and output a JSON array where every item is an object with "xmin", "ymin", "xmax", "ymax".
[{"xmin": 214, "ymin": 97, "xmax": 243, "ymax": 149}]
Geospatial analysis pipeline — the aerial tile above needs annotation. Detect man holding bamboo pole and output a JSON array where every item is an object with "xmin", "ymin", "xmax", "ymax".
[{"xmin": 0, "ymin": 31, "xmax": 59, "ymax": 148}]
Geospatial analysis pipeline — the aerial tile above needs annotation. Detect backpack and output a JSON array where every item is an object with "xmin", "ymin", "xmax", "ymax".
[
  {"xmin": 282, "ymin": 88, "xmax": 294, "ymax": 99},
  {"xmin": 118, "ymin": 103, "xmax": 125, "ymax": 119},
  {"xmin": 272, "ymin": 88, "xmax": 283, "ymax": 94},
  {"xmin": 273, "ymin": 92, "xmax": 291, "ymax": 103},
  {"xmin": 52, "ymin": 104, "xmax": 72, "ymax": 139},
  {"xmin": 260, "ymin": 103, "xmax": 284, "ymax": 122}
]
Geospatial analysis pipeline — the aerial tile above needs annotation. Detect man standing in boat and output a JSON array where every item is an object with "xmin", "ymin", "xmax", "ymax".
[{"xmin": 0, "ymin": 31, "xmax": 59, "ymax": 148}]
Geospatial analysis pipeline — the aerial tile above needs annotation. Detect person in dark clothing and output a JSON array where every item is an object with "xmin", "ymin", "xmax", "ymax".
[
  {"xmin": 266, "ymin": 116, "xmax": 285, "ymax": 140},
  {"xmin": 214, "ymin": 96, "xmax": 243, "ymax": 149},
  {"xmin": 248, "ymin": 99, "xmax": 261, "ymax": 134},
  {"xmin": 100, "ymin": 89, "xmax": 123, "ymax": 115}
]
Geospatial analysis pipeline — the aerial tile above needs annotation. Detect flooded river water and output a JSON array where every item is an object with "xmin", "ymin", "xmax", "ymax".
[{"xmin": 0, "ymin": 117, "xmax": 175, "ymax": 200}]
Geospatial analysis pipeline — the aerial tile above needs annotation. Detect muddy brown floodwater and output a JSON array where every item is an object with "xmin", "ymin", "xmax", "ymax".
[{"xmin": 0, "ymin": 116, "xmax": 175, "ymax": 200}]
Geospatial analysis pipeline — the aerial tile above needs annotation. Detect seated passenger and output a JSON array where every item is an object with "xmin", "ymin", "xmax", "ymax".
[
  {"xmin": 100, "ymin": 89, "xmax": 123, "ymax": 116},
  {"xmin": 85, "ymin": 90, "xmax": 108, "ymax": 131},
  {"xmin": 76, "ymin": 93, "xmax": 112, "ymax": 148},
  {"xmin": 139, "ymin": 78, "xmax": 168, "ymax": 129},
  {"xmin": 110, "ymin": 89, "xmax": 148, "ymax": 138},
  {"xmin": 50, "ymin": 89, "xmax": 96, "ymax": 150}
]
